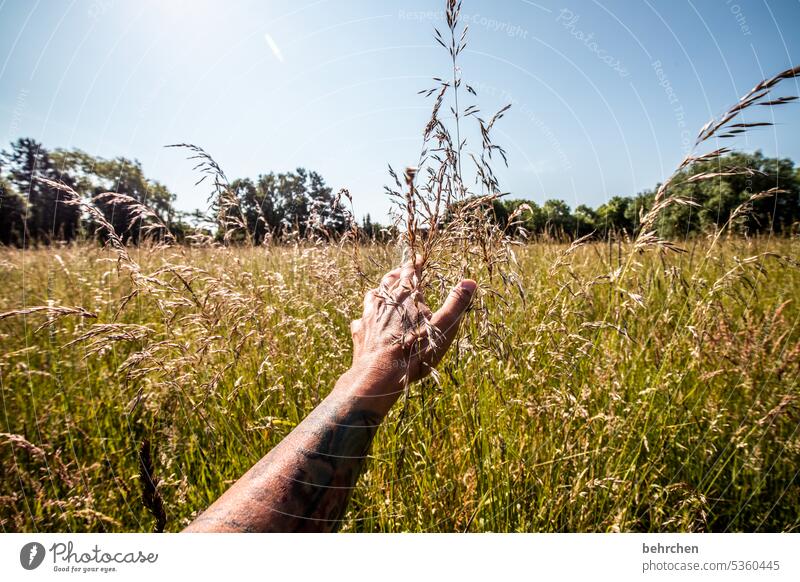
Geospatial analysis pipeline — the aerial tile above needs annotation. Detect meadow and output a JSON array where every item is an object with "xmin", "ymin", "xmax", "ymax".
[{"xmin": 1, "ymin": 236, "xmax": 798, "ymax": 532}]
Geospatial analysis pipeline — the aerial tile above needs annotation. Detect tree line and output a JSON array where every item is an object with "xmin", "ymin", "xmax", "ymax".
[
  {"xmin": 493, "ymin": 151, "xmax": 800, "ymax": 240},
  {"xmin": 1, "ymin": 138, "xmax": 798, "ymax": 246},
  {"xmin": 0, "ymin": 138, "xmax": 351, "ymax": 246}
]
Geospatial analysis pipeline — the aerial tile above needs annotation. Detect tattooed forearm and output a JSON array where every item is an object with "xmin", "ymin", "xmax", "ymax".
[
  {"xmin": 257, "ymin": 407, "xmax": 383, "ymax": 531},
  {"xmin": 184, "ymin": 376, "xmax": 388, "ymax": 533}
]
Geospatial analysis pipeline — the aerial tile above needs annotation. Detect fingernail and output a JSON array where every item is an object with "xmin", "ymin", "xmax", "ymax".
[{"xmin": 459, "ymin": 279, "xmax": 477, "ymax": 294}]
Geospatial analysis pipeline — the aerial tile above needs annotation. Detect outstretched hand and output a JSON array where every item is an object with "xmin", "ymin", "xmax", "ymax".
[
  {"xmin": 183, "ymin": 258, "xmax": 476, "ymax": 533},
  {"xmin": 349, "ymin": 258, "xmax": 476, "ymax": 393}
]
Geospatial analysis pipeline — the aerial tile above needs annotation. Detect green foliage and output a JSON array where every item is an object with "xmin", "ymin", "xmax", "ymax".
[
  {"xmin": 495, "ymin": 151, "xmax": 800, "ymax": 240},
  {"xmin": 595, "ymin": 196, "xmax": 634, "ymax": 235},
  {"xmin": 2, "ymin": 138, "xmax": 81, "ymax": 244},
  {"xmin": 0, "ymin": 139, "xmax": 352, "ymax": 246},
  {"xmin": 0, "ymin": 176, "xmax": 27, "ymax": 246},
  {"xmin": 2, "ymin": 141, "xmax": 799, "ymax": 247},
  {"xmin": 659, "ymin": 151, "xmax": 800, "ymax": 237},
  {"xmin": 232, "ymin": 169, "xmax": 347, "ymax": 244},
  {"xmin": 53, "ymin": 149, "xmax": 176, "ymax": 243}
]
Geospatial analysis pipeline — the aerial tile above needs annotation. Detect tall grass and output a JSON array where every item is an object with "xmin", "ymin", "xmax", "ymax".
[{"xmin": 0, "ymin": 237, "xmax": 798, "ymax": 532}]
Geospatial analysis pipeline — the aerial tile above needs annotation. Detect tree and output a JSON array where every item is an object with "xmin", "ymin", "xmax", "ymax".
[
  {"xmin": 490, "ymin": 198, "xmax": 510, "ymax": 229},
  {"xmin": 595, "ymin": 196, "xmax": 633, "ymax": 236},
  {"xmin": 658, "ymin": 151, "xmax": 800, "ymax": 237},
  {"xmin": 0, "ymin": 176, "xmax": 27, "ymax": 246},
  {"xmin": 574, "ymin": 204, "xmax": 597, "ymax": 236},
  {"xmin": 307, "ymin": 169, "xmax": 347, "ymax": 235},
  {"xmin": 234, "ymin": 168, "xmax": 346, "ymax": 243},
  {"xmin": 3, "ymin": 138, "xmax": 81, "ymax": 244},
  {"xmin": 542, "ymin": 199, "xmax": 573, "ymax": 239},
  {"xmin": 53, "ymin": 150, "xmax": 176, "ymax": 243},
  {"xmin": 626, "ymin": 191, "xmax": 653, "ymax": 234}
]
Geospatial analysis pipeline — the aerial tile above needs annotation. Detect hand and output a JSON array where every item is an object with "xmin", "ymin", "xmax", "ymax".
[
  {"xmin": 348, "ymin": 258, "xmax": 476, "ymax": 396},
  {"xmin": 186, "ymin": 259, "xmax": 475, "ymax": 533}
]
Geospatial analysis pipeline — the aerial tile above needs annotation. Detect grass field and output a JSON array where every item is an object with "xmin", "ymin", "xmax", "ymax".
[{"xmin": 1, "ymin": 237, "xmax": 799, "ymax": 532}]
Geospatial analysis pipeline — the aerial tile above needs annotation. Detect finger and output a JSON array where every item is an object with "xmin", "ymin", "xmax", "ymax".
[
  {"xmin": 350, "ymin": 319, "xmax": 363, "ymax": 359},
  {"xmin": 394, "ymin": 256, "xmax": 423, "ymax": 303},
  {"xmin": 405, "ymin": 289, "xmax": 432, "ymax": 320},
  {"xmin": 418, "ymin": 298, "xmax": 432, "ymax": 320},
  {"xmin": 428, "ymin": 279, "xmax": 477, "ymax": 356},
  {"xmin": 363, "ymin": 289, "xmax": 382, "ymax": 314},
  {"xmin": 396, "ymin": 289, "xmax": 433, "ymax": 354},
  {"xmin": 379, "ymin": 267, "xmax": 402, "ymax": 292}
]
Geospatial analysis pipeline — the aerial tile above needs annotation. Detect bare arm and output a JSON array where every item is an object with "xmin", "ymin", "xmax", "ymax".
[{"xmin": 184, "ymin": 260, "xmax": 476, "ymax": 532}]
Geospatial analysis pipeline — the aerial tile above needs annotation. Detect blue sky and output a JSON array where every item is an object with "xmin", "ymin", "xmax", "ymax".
[{"xmin": 1, "ymin": 0, "xmax": 799, "ymax": 221}]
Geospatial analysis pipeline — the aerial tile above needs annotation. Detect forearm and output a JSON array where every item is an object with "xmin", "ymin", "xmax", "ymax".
[{"xmin": 184, "ymin": 365, "xmax": 400, "ymax": 532}]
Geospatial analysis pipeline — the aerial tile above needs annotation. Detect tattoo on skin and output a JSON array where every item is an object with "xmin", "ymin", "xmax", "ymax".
[
  {"xmin": 185, "ymin": 395, "xmax": 383, "ymax": 533},
  {"xmin": 268, "ymin": 407, "xmax": 382, "ymax": 531}
]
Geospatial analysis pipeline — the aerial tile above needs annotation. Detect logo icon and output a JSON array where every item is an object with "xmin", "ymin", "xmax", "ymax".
[{"xmin": 20, "ymin": 542, "xmax": 46, "ymax": 570}]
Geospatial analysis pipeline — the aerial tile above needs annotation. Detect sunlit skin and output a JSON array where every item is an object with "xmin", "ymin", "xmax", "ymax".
[{"xmin": 184, "ymin": 259, "xmax": 476, "ymax": 532}]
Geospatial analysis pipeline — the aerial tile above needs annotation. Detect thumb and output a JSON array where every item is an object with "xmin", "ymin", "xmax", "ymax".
[{"xmin": 428, "ymin": 279, "xmax": 477, "ymax": 353}]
